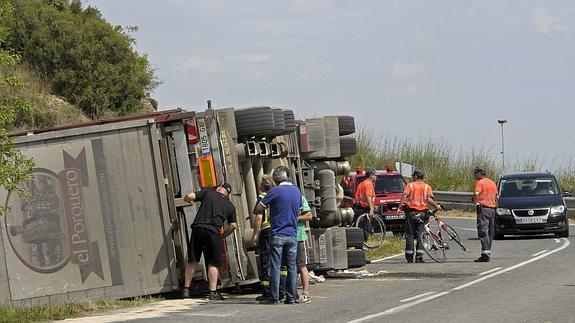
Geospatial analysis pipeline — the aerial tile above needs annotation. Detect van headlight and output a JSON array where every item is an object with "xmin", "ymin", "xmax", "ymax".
[
  {"xmin": 550, "ymin": 205, "xmax": 565, "ymax": 215},
  {"xmin": 496, "ymin": 208, "xmax": 511, "ymax": 216}
]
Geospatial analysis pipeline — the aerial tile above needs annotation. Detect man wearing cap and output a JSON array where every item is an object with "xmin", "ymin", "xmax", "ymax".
[
  {"xmin": 353, "ymin": 168, "xmax": 377, "ymax": 222},
  {"xmin": 400, "ymin": 170, "xmax": 442, "ymax": 263},
  {"xmin": 473, "ymin": 167, "xmax": 498, "ymax": 262},
  {"xmin": 181, "ymin": 183, "xmax": 237, "ymax": 300}
]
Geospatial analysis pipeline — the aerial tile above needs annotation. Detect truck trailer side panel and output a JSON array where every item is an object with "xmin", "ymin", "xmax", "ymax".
[{"xmin": 0, "ymin": 120, "xmax": 178, "ymax": 305}]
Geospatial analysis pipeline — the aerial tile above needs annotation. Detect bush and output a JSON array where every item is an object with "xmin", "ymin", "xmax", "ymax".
[{"xmin": 6, "ymin": 0, "xmax": 157, "ymax": 119}]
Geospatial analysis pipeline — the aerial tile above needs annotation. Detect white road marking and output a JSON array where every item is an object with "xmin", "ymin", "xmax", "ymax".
[
  {"xmin": 399, "ymin": 291, "xmax": 435, "ymax": 303},
  {"xmin": 348, "ymin": 238, "xmax": 570, "ymax": 323},
  {"xmin": 371, "ymin": 253, "xmax": 403, "ymax": 263},
  {"xmin": 348, "ymin": 292, "xmax": 450, "ymax": 322},
  {"xmin": 187, "ymin": 313, "xmax": 236, "ymax": 317},
  {"xmin": 531, "ymin": 250, "xmax": 548, "ymax": 257},
  {"xmin": 344, "ymin": 278, "xmax": 421, "ymax": 282},
  {"xmin": 555, "ymin": 238, "xmax": 561, "ymax": 243},
  {"xmin": 478, "ymin": 267, "xmax": 502, "ymax": 276}
]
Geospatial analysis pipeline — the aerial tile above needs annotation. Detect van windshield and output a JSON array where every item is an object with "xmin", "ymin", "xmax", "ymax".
[
  {"xmin": 375, "ymin": 176, "xmax": 406, "ymax": 194},
  {"xmin": 499, "ymin": 178, "xmax": 559, "ymax": 197},
  {"xmin": 354, "ymin": 175, "xmax": 406, "ymax": 196}
]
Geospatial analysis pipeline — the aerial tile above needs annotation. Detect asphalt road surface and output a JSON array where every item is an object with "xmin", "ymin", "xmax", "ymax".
[{"xmin": 73, "ymin": 218, "xmax": 575, "ymax": 323}]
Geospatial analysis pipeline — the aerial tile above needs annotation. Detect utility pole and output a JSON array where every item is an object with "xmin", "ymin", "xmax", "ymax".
[{"xmin": 498, "ymin": 119, "xmax": 507, "ymax": 173}]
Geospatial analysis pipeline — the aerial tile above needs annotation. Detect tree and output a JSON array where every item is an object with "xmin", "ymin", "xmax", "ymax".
[
  {"xmin": 0, "ymin": 0, "xmax": 34, "ymax": 216},
  {"xmin": 6, "ymin": 0, "xmax": 157, "ymax": 119}
]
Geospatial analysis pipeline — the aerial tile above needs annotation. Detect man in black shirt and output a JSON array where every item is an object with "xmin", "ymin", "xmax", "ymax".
[{"xmin": 181, "ymin": 183, "xmax": 237, "ymax": 300}]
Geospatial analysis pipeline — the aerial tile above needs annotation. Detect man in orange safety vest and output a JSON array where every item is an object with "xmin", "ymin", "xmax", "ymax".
[
  {"xmin": 472, "ymin": 166, "xmax": 498, "ymax": 263},
  {"xmin": 399, "ymin": 170, "xmax": 442, "ymax": 263}
]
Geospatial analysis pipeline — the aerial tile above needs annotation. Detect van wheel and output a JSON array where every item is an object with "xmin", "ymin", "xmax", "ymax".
[{"xmin": 556, "ymin": 226, "xmax": 569, "ymax": 238}]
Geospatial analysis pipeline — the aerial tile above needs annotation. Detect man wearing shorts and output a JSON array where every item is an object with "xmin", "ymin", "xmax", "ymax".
[
  {"xmin": 181, "ymin": 183, "xmax": 237, "ymax": 300},
  {"xmin": 296, "ymin": 195, "xmax": 312, "ymax": 303}
]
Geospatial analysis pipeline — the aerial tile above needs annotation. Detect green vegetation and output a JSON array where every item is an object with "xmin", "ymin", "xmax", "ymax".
[
  {"xmin": 5, "ymin": 0, "xmax": 157, "ymax": 122},
  {"xmin": 365, "ymin": 236, "xmax": 405, "ymax": 261},
  {"xmin": 0, "ymin": 297, "xmax": 160, "ymax": 323},
  {"xmin": 0, "ymin": 0, "xmax": 34, "ymax": 216},
  {"xmin": 350, "ymin": 128, "xmax": 575, "ymax": 193}
]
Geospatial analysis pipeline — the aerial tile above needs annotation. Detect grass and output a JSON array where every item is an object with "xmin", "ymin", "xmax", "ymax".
[
  {"xmin": 365, "ymin": 236, "xmax": 405, "ymax": 261},
  {"xmin": 349, "ymin": 127, "xmax": 575, "ymax": 193},
  {"xmin": 1, "ymin": 63, "xmax": 89, "ymax": 131},
  {"xmin": 440, "ymin": 210, "xmax": 476, "ymax": 218},
  {"xmin": 0, "ymin": 296, "xmax": 160, "ymax": 323}
]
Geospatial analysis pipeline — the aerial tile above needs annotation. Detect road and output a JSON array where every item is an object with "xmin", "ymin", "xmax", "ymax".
[{"xmin": 67, "ymin": 218, "xmax": 575, "ymax": 323}]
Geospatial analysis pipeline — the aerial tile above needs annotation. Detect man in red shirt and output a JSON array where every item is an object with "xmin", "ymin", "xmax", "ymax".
[{"xmin": 473, "ymin": 166, "xmax": 498, "ymax": 263}]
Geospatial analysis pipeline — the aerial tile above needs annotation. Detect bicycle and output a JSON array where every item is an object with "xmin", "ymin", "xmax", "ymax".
[
  {"xmin": 354, "ymin": 212, "xmax": 386, "ymax": 249},
  {"xmin": 419, "ymin": 209, "xmax": 467, "ymax": 263}
]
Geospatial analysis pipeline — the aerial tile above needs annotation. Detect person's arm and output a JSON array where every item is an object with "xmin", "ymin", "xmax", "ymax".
[
  {"xmin": 183, "ymin": 192, "xmax": 196, "ymax": 203},
  {"xmin": 473, "ymin": 181, "xmax": 481, "ymax": 205},
  {"xmin": 298, "ymin": 211, "xmax": 312, "ymax": 222},
  {"xmin": 428, "ymin": 196, "xmax": 441, "ymax": 210},
  {"xmin": 399, "ymin": 185, "xmax": 410, "ymax": 210},
  {"xmin": 222, "ymin": 222, "xmax": 237, "ymax": 238},
  {"xmin": 254, "ymin": 203, "xmax": 266, "ymax": 216},
  {"xmin": 223, "ymin": 209, "xmax": 238, "ymax": 238},
  {"xmin": 426, "ymin": 186, "xmax": 442, "ymax": 210},
  {"xmin": 251, "ymin": 214, "xmax": 263, "ymax": 246},
  {"xmin": 367, "ymin": 183, "xmax": 375, "ymax": 216}
]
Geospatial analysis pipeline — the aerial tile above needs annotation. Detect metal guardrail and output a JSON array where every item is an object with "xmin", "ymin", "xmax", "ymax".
[{"xmin": 434, "ymin": 191, "xmax": 575, "ymax": 218}]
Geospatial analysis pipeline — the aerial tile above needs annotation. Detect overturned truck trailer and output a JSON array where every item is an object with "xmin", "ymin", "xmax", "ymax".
[{"xmin": 0, "ymin": 105, "xmax": 362, "ymax": 305}]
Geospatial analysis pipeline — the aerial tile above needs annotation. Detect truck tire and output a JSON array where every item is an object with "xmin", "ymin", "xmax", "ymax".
[
  {"xmin": 283, "ymin": 110, "xmax": 296, "ymax": 131},
  {"xmin": 234, "ymin": 107, "xmax": 276, "ymax": 136},
  {"xmin": 339, "ymin": 137, "xmax": 357, "ymax": 157},
  {"xmin": 337, "ymin": 116, "xmax": 355, "ymax": 136},
  {"xmin": 345, "ymin": 227, "xmax": 365, "ymax": 249},
  {"xmin": 347, "ymin": 249, "xmax": 366, "ymax": 269},
  {"xmin": 272, "ymin": 108, "xmax": 287, "ymax": 135}
]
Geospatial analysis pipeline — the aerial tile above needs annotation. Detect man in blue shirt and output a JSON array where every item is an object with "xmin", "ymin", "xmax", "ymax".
[{"xmin": 254, "ymin": 166, "xmax": 301, "ymax": 304}]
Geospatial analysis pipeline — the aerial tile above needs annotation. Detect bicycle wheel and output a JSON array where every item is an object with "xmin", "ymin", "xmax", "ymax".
[
  {"xmin": 442, "ymin": 224, "xmax": 467, "ymax": 252},
  {"xmin": 420, "ymin": 231, "xmax": 446, "ymax": 263},
  {"xmin": 355, "ymin": 214, "xmax": 386, "ymax": 249}
]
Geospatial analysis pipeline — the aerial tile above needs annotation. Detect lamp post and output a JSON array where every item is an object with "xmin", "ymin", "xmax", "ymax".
[{"xmin": 498, "ymin": 119, "xmax": 507, "ymax": 173}]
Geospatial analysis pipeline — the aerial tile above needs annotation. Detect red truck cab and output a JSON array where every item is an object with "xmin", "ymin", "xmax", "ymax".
[{"xmin": 344, "ymin": 169, "xmax": 407, "ymax": 235}]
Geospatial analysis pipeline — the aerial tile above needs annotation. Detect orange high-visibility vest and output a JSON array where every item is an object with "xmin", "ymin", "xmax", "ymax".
[
  {"xmin": 404, "ymin": 181, "xmax": 433, "ymax": 211},
  {"xmin": 475, "ymin": 178, "xmax": 497, "ymax": 208},
  {"xmin": 355, "ymin": 180, "xmax": 375, "ymax": 208}
]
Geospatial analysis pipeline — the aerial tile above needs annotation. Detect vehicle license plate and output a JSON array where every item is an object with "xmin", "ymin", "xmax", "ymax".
[
  {"xmin": 517, "ymin": 217, "xmax": 545, "ymax": 224},
  {"xmin": 385, "ymin": 214, "xmax": 405, "ymax": 220}
]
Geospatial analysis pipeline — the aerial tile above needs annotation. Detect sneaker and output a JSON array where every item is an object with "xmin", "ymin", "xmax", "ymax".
[
  {"xmin": 296, "ymin": 294, "xmax": 311, "ymax": 304},
  {"xmin": 415, "ymin": 257, "xmax": 424, "ymax": 263},
  {"xmin": 406, "ymin": 257, "xmax": 413, "ymax": 263},
  {"xmin": 208, "ymin": 291, "xmax": 225, "ymax": 301},
  {"xmin": 474, "ymin": 255, "xmax": 490, "ymax": 263},
  {"xmin": 181, "ymin": 288, "xmax": 191, "ymax": 299},
  {"xmin": 255, "ymin": 295, "xmax": 270, "ymax": 301},
  {"xmin": 259, "ymin": 298, "xmax": 279, "ymax": 305},
  {"xmin": 284, "ymin": 298, "xmax": 296, "ymax": 305}
]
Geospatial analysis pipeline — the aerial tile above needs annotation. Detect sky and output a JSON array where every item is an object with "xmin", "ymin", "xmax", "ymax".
[{"xmin": 84, "ymin": 0, "xmax": 575, "ymax": 169}]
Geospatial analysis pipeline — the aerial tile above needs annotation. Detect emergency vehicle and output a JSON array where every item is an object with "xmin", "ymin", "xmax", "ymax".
[{"xmin": 345, "ymin": 166, "xmax": 408, "ymax": 235}]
